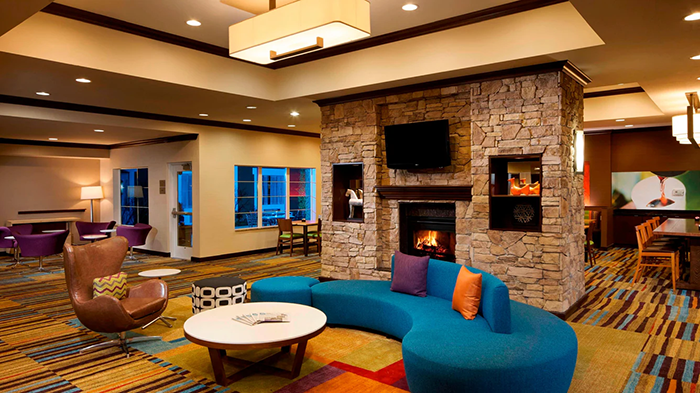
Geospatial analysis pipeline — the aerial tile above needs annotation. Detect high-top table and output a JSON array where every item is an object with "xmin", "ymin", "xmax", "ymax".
[
  {"xmin": 654, "ymin": 218, "xmax": 700, "ymax": 290},
  {"xmin": 292, "ymin": 221, "xmax": 318, "ymax": 256},
  {"xmin": 184, "ymin": 302, "xmax": 326, "ymax": 386}
]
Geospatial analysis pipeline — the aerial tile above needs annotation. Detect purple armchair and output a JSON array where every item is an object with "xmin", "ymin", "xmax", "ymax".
[
  {"xmin": 10, "ymin": 224, "xmax": 33, "ymax": 236},
  {"xmin": 14, "ymin": 230, "xmax": 69, "ymax": 271},
  {"xmin": 116, "ymin": 223, "xmax": 152, "ymax": 260},
  {"xmin": 0, "ymin": 227, "xmax": 18, "ymax": 262},
  {"xmin": 76, "ymin": 221, "xmax": 116, "ymax": 241}
]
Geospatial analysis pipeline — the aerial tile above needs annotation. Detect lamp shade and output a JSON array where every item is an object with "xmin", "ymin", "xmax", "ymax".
[
  {"xmin": 229, "ymin": 0, "xmax": 370, "ymax": 64},
  {"xmin": 80, "ymin": 186, "xmax": 103, "ymax": 200},
  {"xmin": 575, "ymin": 130, "xmax": 585, "ymax": 173},
  {"xmin": 672, "ymin": 113, "xmax": 700, "ymax": 144},
  {"xmin": 128, "ymin": 186, "xmax": 144, "ymax": 198}
]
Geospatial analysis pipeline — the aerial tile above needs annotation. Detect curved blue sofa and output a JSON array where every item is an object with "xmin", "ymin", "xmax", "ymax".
[{"xmin": 311, "ymin": 258, "xmax": 578, "ymax": 393}]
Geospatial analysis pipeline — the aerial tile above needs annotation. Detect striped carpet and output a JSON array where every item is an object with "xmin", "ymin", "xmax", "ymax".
[{"xmin": 0, "ymin": 247, "xmax": 693, "ymax": 392}]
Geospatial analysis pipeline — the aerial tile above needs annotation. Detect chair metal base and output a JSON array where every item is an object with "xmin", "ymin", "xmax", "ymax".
[
  {"xmin": 142, "ymin": 315, "xmax": 177, "ymax": 329},
  {"xmin": 80, "ymin": 332, "xmax": 161, "ymax": 358},
  {"xmin": 127, "ymin": 247, "xmax": 142, "ymax": 261}
]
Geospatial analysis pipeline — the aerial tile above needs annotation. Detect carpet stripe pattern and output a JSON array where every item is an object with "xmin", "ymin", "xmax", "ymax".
[{"xmin": 2, "ymin": 246, "xmax": 698, "ymax": 392}]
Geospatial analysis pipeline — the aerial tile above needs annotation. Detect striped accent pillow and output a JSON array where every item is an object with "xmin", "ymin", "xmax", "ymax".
[{"xmin": 93, "ymin": 272, "xmax": 128, "ymax": 299}]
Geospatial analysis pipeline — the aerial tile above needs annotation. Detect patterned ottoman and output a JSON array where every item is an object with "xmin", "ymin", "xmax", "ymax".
[{"xmin": 191, "ymin": 277, "xmax": 247, "ymax": 314}]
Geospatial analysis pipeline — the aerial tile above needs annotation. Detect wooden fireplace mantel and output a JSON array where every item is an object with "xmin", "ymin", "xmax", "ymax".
[{"xmin": 375, "ymin": 186, "xmax": 472, "ymax": 201}]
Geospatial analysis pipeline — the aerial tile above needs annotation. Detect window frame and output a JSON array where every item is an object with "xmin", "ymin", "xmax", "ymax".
[
  {"xmin": 234, "ymin": 166, "xmax": 316, "ymax": 231},
  {"xmin": 118, "ymin": 167, "xmax": 149, "ymax": 225}
]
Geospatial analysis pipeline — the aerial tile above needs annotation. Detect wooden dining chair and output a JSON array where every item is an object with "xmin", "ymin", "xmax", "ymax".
[
  {"xmin": 276, "ymin": 219, "xmax": 304, "ymax": 257},
  {"xmin": 307, "ymin": 218, "xmax": 322, "ymax": 254},
  {"xmin": 632, "ymin": 224, "xmax": 679, "ymax": 291}
]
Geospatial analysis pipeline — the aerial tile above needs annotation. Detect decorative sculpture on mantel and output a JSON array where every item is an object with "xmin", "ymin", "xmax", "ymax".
[{"xmin": 346, "ymin": 189, "xmax": 363, "ymax": 219}]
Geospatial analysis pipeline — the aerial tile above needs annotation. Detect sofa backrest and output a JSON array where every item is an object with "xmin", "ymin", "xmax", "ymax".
[{"xmin": 392, "ymin": 256, "xmax": 512, "ymax": 334}]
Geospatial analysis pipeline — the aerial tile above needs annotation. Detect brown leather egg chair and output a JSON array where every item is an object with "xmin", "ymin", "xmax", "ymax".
[{"xmin": 63, "ymin": 236, "xmax": 168, "ymax": 357}]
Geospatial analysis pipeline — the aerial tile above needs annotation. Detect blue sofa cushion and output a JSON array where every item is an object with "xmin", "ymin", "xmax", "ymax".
[
  {"xmin": 250, "ymin": 276, "xmax": 319, "ymax": 306},
  {"xmin": 392, "ymin": 257, "xmax": 511, "ymax": 334}
]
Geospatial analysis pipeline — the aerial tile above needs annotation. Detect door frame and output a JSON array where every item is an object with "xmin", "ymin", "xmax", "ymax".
[{"xmin": 168, "ymin": 162, "xmax": 193, "ymax": 260}]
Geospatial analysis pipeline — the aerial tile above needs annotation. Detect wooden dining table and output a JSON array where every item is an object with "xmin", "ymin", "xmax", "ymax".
[
  {"xmin": 654, "ymin": 218, "xmax": 700, "ymax": 290},
  {"xmin": 292, "ymin": 221, "xmax": 318, "ymax": 257}
]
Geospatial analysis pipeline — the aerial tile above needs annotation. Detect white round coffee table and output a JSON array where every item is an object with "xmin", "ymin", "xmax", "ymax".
[
  {"xmin": 83, "ymin": 234, "xmax": 108, "ymax": 243},
  {"xmin": 184, "ymin": 302, "xmax": 326, "ymax": 386},
  {"xmin": 138, "ymin": 269, "xmax": 181, "ymax": 329},
  {"xmin": 138, "ymin": 268, "xmax": 181, "ymax": 278}
]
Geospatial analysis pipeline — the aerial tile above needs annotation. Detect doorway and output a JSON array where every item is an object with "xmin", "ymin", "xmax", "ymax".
[{"xmin": 169, "ymin": 162, "xmax": 193, "ymax": 260}]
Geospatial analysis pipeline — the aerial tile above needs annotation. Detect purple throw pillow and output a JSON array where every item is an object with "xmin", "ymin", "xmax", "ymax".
[{"xmin": 390, "ymin": 251, "xmax": 429, "ymax": 297}]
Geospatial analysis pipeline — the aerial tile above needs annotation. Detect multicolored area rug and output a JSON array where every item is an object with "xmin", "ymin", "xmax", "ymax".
[{"xmin": 0, "ymin": 247, "xmax": 694, "ymax": 392}]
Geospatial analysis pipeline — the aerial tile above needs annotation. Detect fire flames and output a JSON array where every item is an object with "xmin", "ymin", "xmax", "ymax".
[{"xmin": 415, "ymin": 231, "xmax": 449, "ymax": 255}]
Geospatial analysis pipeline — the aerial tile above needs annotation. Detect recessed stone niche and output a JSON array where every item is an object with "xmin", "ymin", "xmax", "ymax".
[{"xmin": 317, "ymin": 62, "xmax": 587, "ymax": 313}]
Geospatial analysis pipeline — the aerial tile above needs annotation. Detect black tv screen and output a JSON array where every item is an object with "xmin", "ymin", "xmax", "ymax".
[{"xmin": 384, "ymin": 120, "xmax": 451, "ymax": 169}]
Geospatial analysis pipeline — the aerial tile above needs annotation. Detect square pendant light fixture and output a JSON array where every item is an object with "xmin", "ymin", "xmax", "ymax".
[
  {"xmin": 226, "ymin": 0, "xmax": 371, "ymax": 65},
  {"xmin": 672, "ymin": 92, "xmax": 700, "ymax": 149}
]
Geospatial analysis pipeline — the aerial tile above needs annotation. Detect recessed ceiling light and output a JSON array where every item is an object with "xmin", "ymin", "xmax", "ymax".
[
  {"xmin": 625, "ymin": 125, "xmax": 634, "ymax": 128},
  {"xmin": 243, "ymin": 119, "xmax": 252, "ymax": 122},
  {"xmin": 616, "ymin": 119, "xmax": 625, "ymax": 122},
  {"xmin": 247, "ymin": 106, "xmax": 257, "ymax": 109},
  {"xmin": 94, "ymin": 129, "xmax": 104, "ymax": 132},
  {"xmin": 692, "ymin": 55, "xmax": 700, "ymax": 60},
  {"xmin": 686, "ymin": 13, "xmax": 700, "ymax": 21},
  {"xmin": 199, "ymin": 113, "xmax": 209, "ymax": 117},
  {"xmin": 402, "ymin": 3, "xmax": 418, "ymax": 11},
  {"xmin": 76, "ymin": 78, "xmax": 91, "ymax": 83},
  {"xmin": 49, "ymin": 137, "xmax": 58, "ymax": 141},
  {"xmin": 186, "ymin": 19, "xmax": 201, "ymax": 27},
  {"xmin": 288, "ymin": 125, "xmax": 296, "ymax": 128},
  {"xmin": 35, "ymin": 91, "xmax": 50, "ymax": 96},
  {"xmin": 290, "ymin": 111, "xmax": 300, "ymax": 117}
]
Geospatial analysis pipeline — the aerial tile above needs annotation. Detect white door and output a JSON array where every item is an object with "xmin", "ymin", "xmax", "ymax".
[{"xmin": 169, "ymin": 163, "xmax": 193, "ymax": 260}]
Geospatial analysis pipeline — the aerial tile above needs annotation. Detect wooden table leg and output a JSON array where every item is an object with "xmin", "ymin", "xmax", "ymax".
[
  {"xmin": 208, "ymin": 348, "xmax": 228, "ymax": 386},
  {"xmin": 303, "ymin": 226, "xmax": 309, "ymax": 257},
  {"xmin": 290, "ymin": 340, "xmax": 308, "ymax": 378},
  {"xmin": 676, "ymin": 238, "xmax": 700, "ymax": 290}
]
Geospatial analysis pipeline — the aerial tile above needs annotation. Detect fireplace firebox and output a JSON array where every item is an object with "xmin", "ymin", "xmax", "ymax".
[{"xmin": 400, "ymin": 203, "xmax": 456, "ymax": 262}]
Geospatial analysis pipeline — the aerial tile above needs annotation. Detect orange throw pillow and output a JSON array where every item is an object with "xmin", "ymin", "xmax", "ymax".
[{"xmin": 452, "ymin": 266, "xmax": 482, "ymax": 320}]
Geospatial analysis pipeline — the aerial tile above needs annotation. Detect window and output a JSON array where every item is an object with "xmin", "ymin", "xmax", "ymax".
[
  {"xmin": 234, "ymin": 166, "xmax": 316, "ymax": 229},
  {"xmin": 235, "ymin": 166, "xmax": 258, "ymax": 229},
  {"xmin": 262, "ymin": 167, "xmax": 287, "ymax": 227},
  {"xmin": 120, "ymin": 168, "xmax": 149, "ymax": 225},
  {"xmin": 290, "ymin": 168, "xmax": 316, "ymax": 221}
]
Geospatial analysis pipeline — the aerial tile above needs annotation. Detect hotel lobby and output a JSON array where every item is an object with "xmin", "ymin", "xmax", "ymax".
[{"xmin": 1, "ymin": 0, "xmax": 700, "ymax": 392}]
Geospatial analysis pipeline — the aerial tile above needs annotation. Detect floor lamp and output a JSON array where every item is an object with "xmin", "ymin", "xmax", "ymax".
[{"xmin": 81, "ymin": 186, "xmax": 103, "ymax": 222}]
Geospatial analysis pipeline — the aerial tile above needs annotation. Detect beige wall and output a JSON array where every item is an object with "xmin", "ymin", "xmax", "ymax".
[
  {"xmin": 197, "ymin": 128, "xmax": 321, "ymax": 258},
  {"xmin": 0, "ymin": 154, "xmax": 101, "ymax": 228},
  {"xmin": 99, "ymin": 129, "xmax": 321, "ymax": 259},
  {"xmin": 100, "ymin": 140, "xmax": 198, "ymax": 253}
]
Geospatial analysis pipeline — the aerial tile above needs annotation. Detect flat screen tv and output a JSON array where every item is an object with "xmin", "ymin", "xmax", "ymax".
[{"xmin": 384, "ymin": 120, "xmax": 451, "ymax": 169}]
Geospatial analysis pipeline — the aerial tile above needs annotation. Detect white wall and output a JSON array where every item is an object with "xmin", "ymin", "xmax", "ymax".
[{"xmin": 100, "ymin": 140, "xmax": 198, "ymax": 253}]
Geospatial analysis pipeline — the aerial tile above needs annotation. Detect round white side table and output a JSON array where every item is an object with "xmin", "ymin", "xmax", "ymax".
[{"xmin": 138, "ymin": 268, "xmax": 181, "ymax": 329}]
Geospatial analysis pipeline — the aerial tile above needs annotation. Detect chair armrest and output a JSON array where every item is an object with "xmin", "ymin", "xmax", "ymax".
[
  {"xmin": 74, "ymin": 295, "xmax": 133, "ymax": 332},
  {"xmin": 127, "ymin": 279, "xmax": 168, "ymax": 299}
]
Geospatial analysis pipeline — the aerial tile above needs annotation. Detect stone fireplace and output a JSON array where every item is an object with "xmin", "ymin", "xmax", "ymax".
[
  {"xmin": 317, "ymin": 62, "xmax": 588, "ymax": 314},
  {"xmin": 400, "ymin": 203, "xmax": 456, "ymax": 262}
]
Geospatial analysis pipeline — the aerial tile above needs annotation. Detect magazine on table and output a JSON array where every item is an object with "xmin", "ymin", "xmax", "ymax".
[{"xmin": 232, "ymin": 312, "xmax": 290, "ymax": 326}]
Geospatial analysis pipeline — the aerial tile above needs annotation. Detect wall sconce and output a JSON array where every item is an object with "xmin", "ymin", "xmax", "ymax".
[
  {"xmin": 672, "ymin": 92, "xmax": 700, "ymax": 149},
  {"xmin": 575, "ymin": 130, "xmax": 585, "ymax": 174}
]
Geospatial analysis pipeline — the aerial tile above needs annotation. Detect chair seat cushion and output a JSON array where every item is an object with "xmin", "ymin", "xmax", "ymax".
[
  {"xmin": 279, "ymin": 233, "xmax": 303, "ymax": 239},
  {"xmin": 121, "ymin": 297, "xmax": 166, "ymax": 319},
  {"xmin": 308, "ymin": 232, "xmax": 321, "ymax": 238}
]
